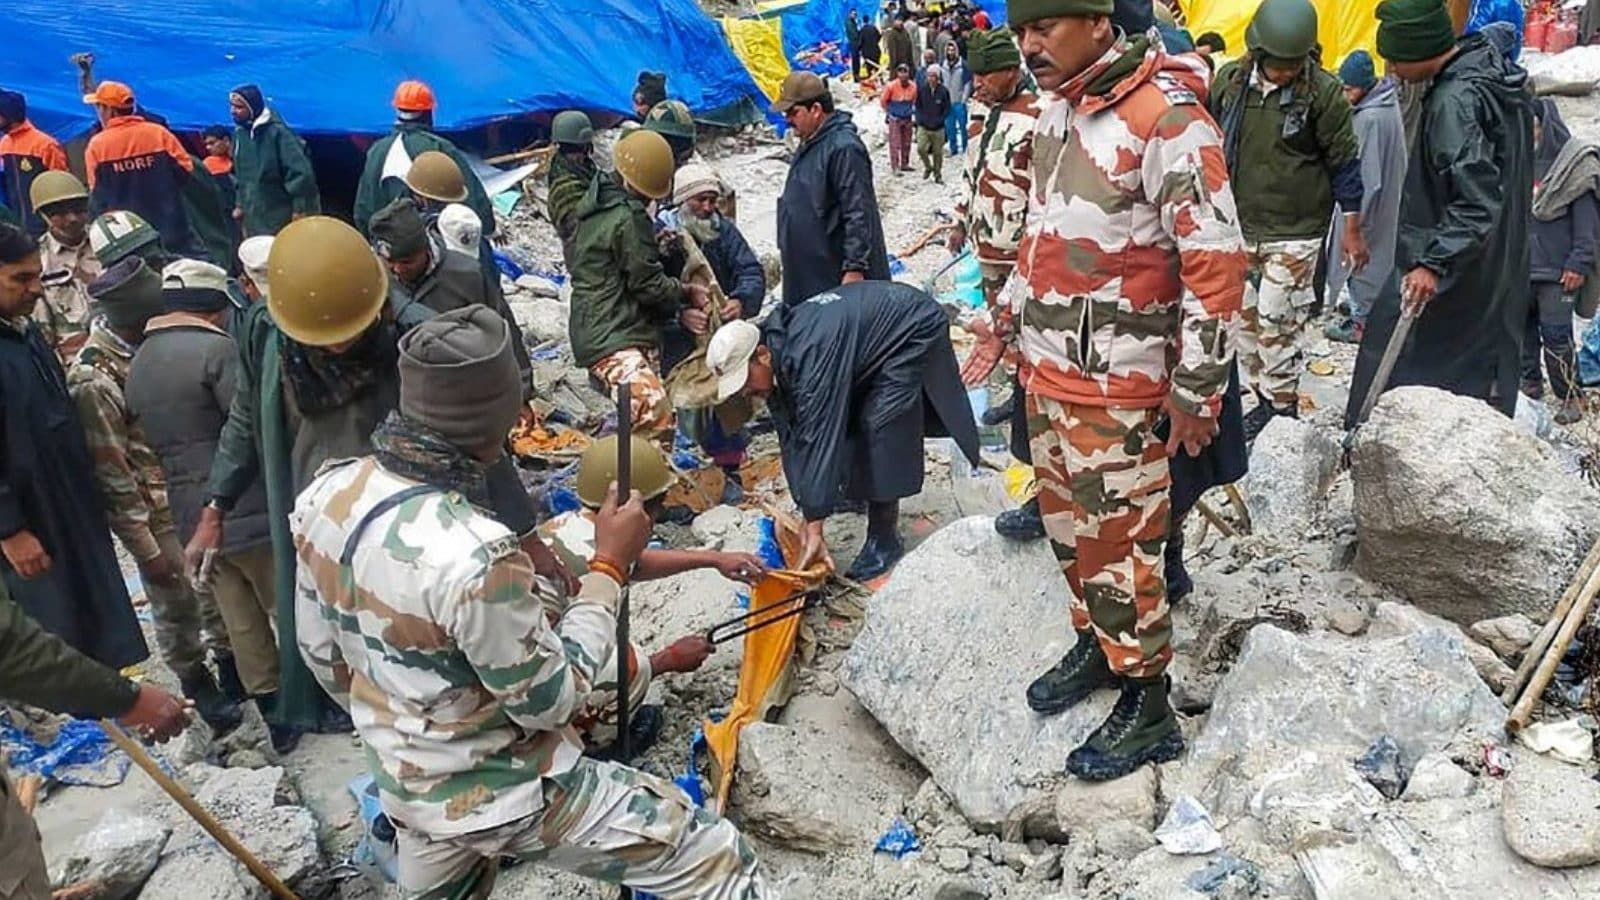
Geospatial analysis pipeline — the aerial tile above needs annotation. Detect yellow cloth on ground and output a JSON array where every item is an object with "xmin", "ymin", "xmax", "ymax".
[{"xmin": 702, "ymin": 518, "xmax": 829, "ymax": 809}]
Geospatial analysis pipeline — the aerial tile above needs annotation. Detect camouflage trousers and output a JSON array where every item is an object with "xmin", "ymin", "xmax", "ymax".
[
  {"xmin": 535, "ymin": 578, "xmax": 652, "ymax": 751},
  {"xmin": 589, "ymin": 347, "xmax": 675, "ymax": 449},
  {"xmin": 397, "ymin": 757, "xmax": 770, "ymax": 899},
  {"xmin": 1237, "ymin": 238, "xmax": 1322, "ymax": 410},
  {"xmin": 147, "ymin": 530, "xmax": 232, "ymax": 679},
  {"xmin": 1028, "ymin": 396, "xmax": 1173, "ymax": 678}
]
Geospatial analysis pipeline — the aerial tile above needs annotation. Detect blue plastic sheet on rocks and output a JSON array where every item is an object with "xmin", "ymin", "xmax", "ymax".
[
  {"xmin": 1580, "ymin": 319, "xmax": 1600, "ymax": 386},
  {"xmin": 0, "ymin": 0, "xmax": 767, "ymax": 139},
  {"xmin": 0, "ymin": 713, "xmax": 129, "ymax": 787},
  {"xmin": 874, "ymin": 817, "xmax": 921, "ymax": 858}
]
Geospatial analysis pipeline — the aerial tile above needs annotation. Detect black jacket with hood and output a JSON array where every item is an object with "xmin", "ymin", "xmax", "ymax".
[{"xmin": 776, "ymin": 111, "xmax": 891, "ymax": 306}]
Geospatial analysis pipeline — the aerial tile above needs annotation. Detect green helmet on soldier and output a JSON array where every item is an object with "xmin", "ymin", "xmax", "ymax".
[
  {"xmin": 643, "ymin": 100, "xmax": 696, "ymax": 140},
  {"xmin": 267, "ymin": 216, "xmax": 388, "ymax": 347},
  {"xmin": 89, "ymin": 210, "xmax": 161, "ymax": 267},
  {"xmin": 552, "ymin": 110, "xmax": 595, "ymax": 147},
  {"xmin": 1245, "ymin": 0, "xmax": 1319, "ymax": 60},
  {"xmin": 576, "ymin": 435, "xmax": 676, "ymax": 509},
  {"xmin": 612, "ymin": 129, "xmax": 676, "ymax": 200},
  {"xmin": 29, "ymin": 170, "xmax": 88, "ymax": 214}
]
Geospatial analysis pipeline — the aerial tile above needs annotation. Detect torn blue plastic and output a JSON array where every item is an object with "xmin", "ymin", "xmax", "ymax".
[
  {"xmin": 874, "ymin": 818, "xmax": 921, "ymax": 858},
  {"xmin": 735, "ymin": 516, "xmax": 787, "ymax": 609},
  {"xmin": 492, "ymin": 249, "xmax": 524, "ymax": 281},
  {"xmin": 0, "ymin": 714, "xmax": 129, "ymax": 787}
]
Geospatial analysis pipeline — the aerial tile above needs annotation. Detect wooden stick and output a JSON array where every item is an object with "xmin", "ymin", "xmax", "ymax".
[
  {"xmin": 1223, "ymin": 484, "xmax": 1251, "ymax": 535},
  {"xmin": 1193, "ymin": 498, "xmax": 1236, "ymax": 539},
  {"xmin": 1503, "ymin": 534, "xmax": 1600, "ymax": 705},
  {"xmin": 1507, "ymin": 558, "xmax": 1600, "ymax": 733},
  {"xmin": 101, "ymin": 722, "xmax": 299, "ymax": 900},
  {"xmin": 483, "ymin": 145, "xmax": 557, "ymax": 166}
]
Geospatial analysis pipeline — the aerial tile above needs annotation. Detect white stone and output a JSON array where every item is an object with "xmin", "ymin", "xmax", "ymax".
[
  {"xmin": 844, "ymin": 517, "xmax": 1117, "ymax": 837},
  {"xmin": 1402, "ymin": 752, "xmax": 1475, "ymax": 802},
  {"xmin": 1469, "ymin": 614, "xmax": 1542, "ymax": 661},
  {"xmin": 1241, "ymin": 416, "xmax": 1341, "ymax": 540},
  {"xmin": 1352, "ymin": 387, "xmax": 1600, "ymax": 626},
  {"xmin": 49, "ymin": 809, "xmax": 170, "ymax": 899},
  {"xmin": 1503, "ymin": 748, "xmax": 1600, "ymax": 868}
]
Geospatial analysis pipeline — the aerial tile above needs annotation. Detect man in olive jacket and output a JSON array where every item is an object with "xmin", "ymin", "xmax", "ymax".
[
  {"xmin": 568, "ymin": 130, "xmax": 707, "ymax": 447},
  {"xmin": 228, "ymin": 85, "xmax": 320, "ymax": 237},
  {"xmin": 1210, "ymin": 0, "xmax": 1365, "ymax": 438}
]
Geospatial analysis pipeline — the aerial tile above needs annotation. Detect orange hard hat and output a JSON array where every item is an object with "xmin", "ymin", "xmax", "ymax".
[
  {"xmin": 82, "ymin": 81, "xmax": 135, "ymax": 109},
  {"xmin": 392, "ymin": 80, "xmax": 437, "ymax": 113}
]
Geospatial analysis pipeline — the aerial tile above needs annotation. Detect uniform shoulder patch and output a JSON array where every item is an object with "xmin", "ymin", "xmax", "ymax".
[{"xmin": 1154, "ymin": 75, "xmax": 1199, "ymax": 106}]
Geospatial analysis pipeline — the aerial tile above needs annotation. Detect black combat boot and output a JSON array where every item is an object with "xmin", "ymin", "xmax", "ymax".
[
  {"xmin": 213, "ymin": 651, "xmax": 247, "ymax": 704},
  {"xmin": 846, "ymin": 501, "xmax": 904, "ymax": 581},
  {"xmin": 1164, "ymin": 516, "xmax": 1192, "ymax": 605},
  {"xmin": 591, "ymin": 704, "xmax": 664, "ymax": 763},
  {"xmin": 1242, "ymin": 391, "xmax": 1296, "ymax": 446},
  {"xmin": 1026, "ymin": 630, "xmax": 1118, "ymax": 715},
  {"xmin": 254, "ymin": 693, "xmax": 304, "ymax": 756},
  {"xmin": 1065, "ymin": 674, "xmax": 1185, "ymax": 782},
  {"xmin": 995, "ymin": 496, "xmax": 1046, "ymax": 541},
  {"xmin": 179, "ymin": 668, "xmax": 243, "ymax": 735}
]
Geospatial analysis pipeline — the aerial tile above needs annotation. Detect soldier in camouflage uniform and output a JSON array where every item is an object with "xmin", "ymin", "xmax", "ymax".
[
  {"xmin": 950, "ymin": 27, "xmax": 1047, "ymax": 542},
  {"xmin": 29, "ymin": 171, "xmax": 99, "ymax": 364},
  {"xmin": 70, "ymin": 258, "xmax": 243, "ymax": 733},
  {"xmin": 1209, "ymin": 0, "xmax": 1365, "ymax": 438},
  {"xmin": 292, "ymin": 307, "xmax": 768, "ymax": 899},
  {"xmin": 1003, "ymin": 0, "xmax": 1244, "ymax": 781}
]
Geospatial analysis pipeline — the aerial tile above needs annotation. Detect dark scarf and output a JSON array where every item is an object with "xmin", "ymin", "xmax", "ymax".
[
  {"xmin": 278, "ymin": 321, "xmax": 397, "ymax": 416},
  {"xmin": 370, "ymin": 411, "xmax": 491, "ymax": 508}
]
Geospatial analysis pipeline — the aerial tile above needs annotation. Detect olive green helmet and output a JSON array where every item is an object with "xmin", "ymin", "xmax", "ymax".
[
  {"xmin": 1245, "ymin": 0, "xmax": 1319, "ymax": 60},
  {"xmin": 29, "ymin": 170, "xmax": 88, "ymax": 213},
  {"xmin": 576, "ymin": 435, "xmax": 676, "ymax": 509},
  {"xmin": 643, "ymin": 99, "xmax": 696, "ymax": 140},
  {"xmin": 89, "ymin": 211, "xmax": 161, "ymax": 267},
  {"xmin": 551, "ymin": 110, "xmax": 594, "ymax": 146}
]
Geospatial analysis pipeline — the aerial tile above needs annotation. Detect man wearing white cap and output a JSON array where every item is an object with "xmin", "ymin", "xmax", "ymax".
[
  {"xmin": 236, "ymin": 235, "xmax": 273, "ymax": 303},
  {"xmin": 706, "ymin": 280, "xmax": 978, "ymax": 579}
]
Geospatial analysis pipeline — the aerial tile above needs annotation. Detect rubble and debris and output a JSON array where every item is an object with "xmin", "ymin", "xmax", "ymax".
[
  {"xmin": 1402, "ymin": 752, "xmax": 1476, "ymax": 802},
  {"xmin": 1518, "ymin": 719, "xmax": 1596, "ymax": 764},
  {"xmin": 48, "ymin": 808, "xmax": 170, "ymax": 900},
  {"xmin": 1240, "ymin": 416, "xmax": 1341, "ymax": 539},
  {"xmin": 1352, "ymin": 387, "xmax": 1600, "ymax": 626},
  {"xmin": 1471, "ymin": 614, "xmax": 1543, "ymax": 661},
  {"xmin": 1354, "ymin": 735, "xmax": 1408, "ymax": 800},
  {"xmin": 1503, "ymin": 748, "xmax": 1600, "ymax": 868},
  {"xmin": 1153, "ymin": 796, "xmax": 1223, "ymax": 856}
]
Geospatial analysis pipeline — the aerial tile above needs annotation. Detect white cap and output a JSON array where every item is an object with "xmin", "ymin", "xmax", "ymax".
[
  {"xmin": 435, "ymin": 203, "xmax": 483, "ymax": 258},
  {"xmin": 237, "ymin": 235, "xmax": 274, "ymax": 292},
  {"xmin": 707, "ymin": 320, "xmax": 761, "ymax": 403},
  {"xmin": 161, "ymin": 257, "xmax": 230, "ymax": 294},
  {"xmin": 672, "ymin": 162, "xmax": 722, "ymax": 207}
]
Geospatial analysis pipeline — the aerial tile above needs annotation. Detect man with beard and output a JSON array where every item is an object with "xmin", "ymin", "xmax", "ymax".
[
  {"xmin": 228, "ymin": 84, "xmax": 320, "ymax": 238},
  {"xmin": 1345, "ymin": 0, "xmax": 1535, "ymax": 425},
  {"xmin": 659, "ymin": 163, "xmax": 765, "ymax": 504},
  {"xmin": 1007, "ymin": 0, "xmax": 1244, "ymax": 781},
  {"xmin": 28, "ymin": 171, "xmax": 99, "ymax": 363}
]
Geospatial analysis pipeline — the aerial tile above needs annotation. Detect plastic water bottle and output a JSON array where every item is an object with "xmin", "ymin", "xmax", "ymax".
[{"xmin": 952, "ymin": 252, "xmax": 984, "ymax": 310}]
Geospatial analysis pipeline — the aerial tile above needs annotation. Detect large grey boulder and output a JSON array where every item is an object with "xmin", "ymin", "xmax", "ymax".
[
  {"xmin": 1351, "ymin": 387, "xmax": 1600, "ymax": 626},
  {"xmin": 49, "ymin": 809, "xmax": 169, "ymax": 899},
  {"xmin": 1241, "ymin": 416, "xmax": 1341, "ymax": 539},
  {"xmin": 1179, "ymin": 623, "xmax": 1504, "ymax": 820},
  {"xmin": 844, "ymin": 516, "xmax": 1115, "ymax": 836},
  {"xmin": 730, "ymin": 692, "xmax": 923, "ymax": 853},
  {"xmin": 1503, "ymin": 748, "xmax": 1600, "ymax": 868}
]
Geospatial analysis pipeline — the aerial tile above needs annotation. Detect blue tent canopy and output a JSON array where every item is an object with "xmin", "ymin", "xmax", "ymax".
[{"xmin": 1, "ymin": 0, "xmax": 768, "ymax": 139}]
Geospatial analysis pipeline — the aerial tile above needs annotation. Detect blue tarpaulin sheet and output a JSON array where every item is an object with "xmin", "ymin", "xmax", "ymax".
[{"xmin": 1, "ymin": 0, "xmax": 768, "ymax": 139}]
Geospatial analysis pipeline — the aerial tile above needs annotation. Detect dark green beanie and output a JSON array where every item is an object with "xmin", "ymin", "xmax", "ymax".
[
  {"xmin": 1006, "ymin": 0, "xmax": 1113, "ymax": 27},
  {"xmin": 398, "ymin": 305, "xmax": 523, "ymax": 451},
  {"xmin": 88, "ymin": 257, "xmax": 164, "ymax": 332},
  {"xmin": 967, "ymin": 28, "xmax": 1023, "ymax": 74},
  {"xmin": 369, "ymin": 197, "xmax": 430, "ymax": 260},
  {"xmin": 1376, "ymin": 0, "xmax": 1456, "ymax": 63}
]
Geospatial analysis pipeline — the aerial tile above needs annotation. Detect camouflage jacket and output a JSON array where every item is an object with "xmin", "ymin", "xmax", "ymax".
[
  {"xmin": 956, "ymin": 87, "xmax": 1043, "ymax": 301},
  {"xmin": 35, "ymin": 231, "xmax": 100, "ymax": 365},
  {"xmin": 66, "ymin": 321, "xmax": 174, "ymax": 562},
  {"xmin": 291, "ymin": 456, "xmax": 621, "ymax": 838},
  {"xmin": 1010, "ymin": 37, "xmax": 1245, "ymax": 417}
]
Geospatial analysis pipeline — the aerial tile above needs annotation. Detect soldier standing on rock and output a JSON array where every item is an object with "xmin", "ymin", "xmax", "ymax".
[{"xmin": 1004, "ymin": 0, "xmax": 1245, "ymax": 781}]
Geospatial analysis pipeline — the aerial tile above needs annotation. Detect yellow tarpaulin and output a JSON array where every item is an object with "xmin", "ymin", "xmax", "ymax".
[
  {"xmin": 722, "ymin": 16, "xmax": 791, "ymax": 101},
  {"xmin": 702, "ymin": 517, "xmax": 829, "ymax": 809},
  {"xmin": 1179, "ymin": 0, "xmax": 1380, "ymax": 68}
]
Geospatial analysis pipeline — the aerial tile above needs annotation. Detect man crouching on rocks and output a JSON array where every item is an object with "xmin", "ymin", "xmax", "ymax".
[
  {"xmin": 291, "ymin": 307, "xmax": 769, "ymax": 898},
  {"xmin": 1004, "ymin": 0, "xmax": 1245, "ymax": 781}
]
